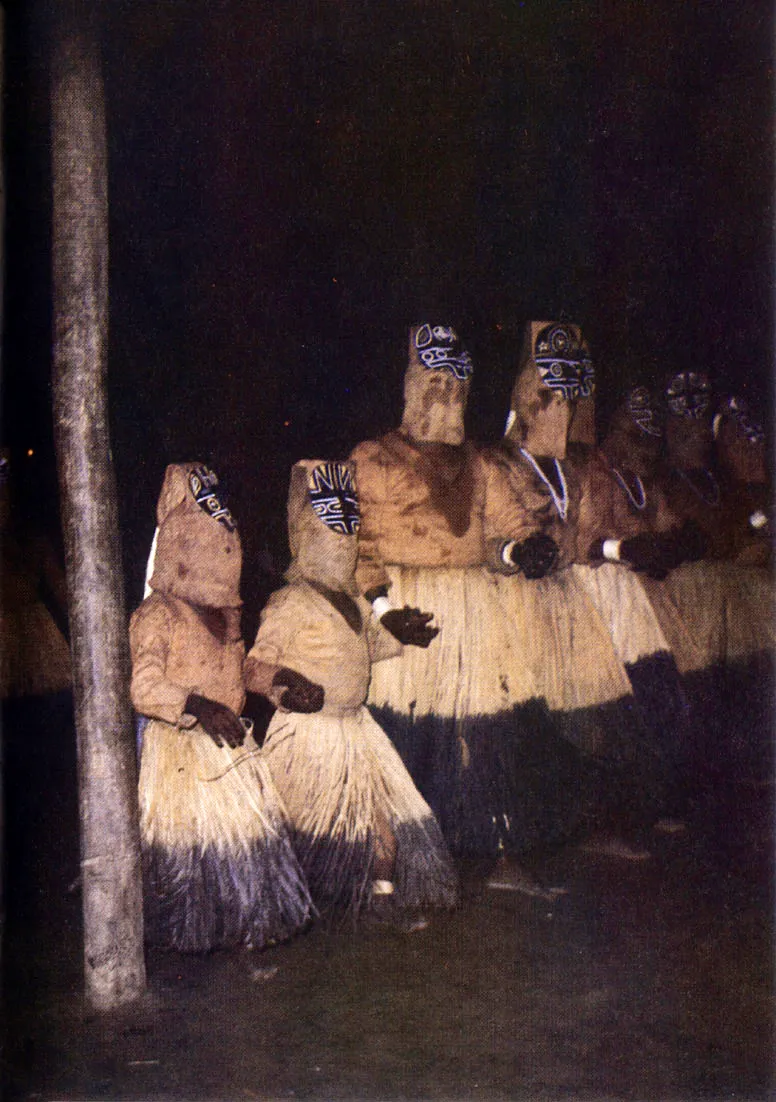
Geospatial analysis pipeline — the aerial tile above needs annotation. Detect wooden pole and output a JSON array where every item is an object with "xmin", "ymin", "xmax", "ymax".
[{"xmin": 50, "ymin": 19, "xmax": 146, "ymax": 1009}]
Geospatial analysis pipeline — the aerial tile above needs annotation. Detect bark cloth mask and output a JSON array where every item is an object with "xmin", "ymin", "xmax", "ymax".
[
  {"xmin": 602, "ymin": 386, "xmax": 664, "ymax": 477},
  {"xmin": 401, "ymin": 324, "xmax": 473, "ymax": 446},
  {"xmin": 285, "ymin": 459, "xmax": 360, "ymax": 595},
  {"xmin": 713, "ymin": 395, "xmax": 768, "ymax": 485},
  {"xmin": 504, "ymin": 321, "xmax": 595, "ymax": 458},
  {"xmin": 665, "ymin": 372, "xmax": 714, "ymax": 469},
  {"xmin": 148, "ymin": 462, "xmax": 242, "ymax": 609}
]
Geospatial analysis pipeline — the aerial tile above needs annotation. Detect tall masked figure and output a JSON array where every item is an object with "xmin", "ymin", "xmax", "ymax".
[
  {"xmin": 130, "ymin": 463, "xmax": 313, "ymax": 952},
  {"xmin": 350, "ymin": 325, "xmax": 572, "ymax": 887},
  {"xmin": 492, "ymin": 322, "xmax": 664, "ymax": 859},
  {"xmin": 245, "ymin": 459, "xmax": 458, "ymax": 923}
]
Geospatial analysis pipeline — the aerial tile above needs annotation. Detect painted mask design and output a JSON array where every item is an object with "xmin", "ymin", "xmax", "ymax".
[
  {"xmin": 308, "ymin": 462, "xmax": 360, "ymax": 535},
  {"xmin": 627, "ymin": 386, "xmax": 663, "ymax": 437},
  {"xmin": 666, "ymin": 372, "xmax": 712, "ymax": 419},
  {"xmin": 535, "ymin": 324, "xmax": 594, "ymax": 400},
  {"xmin": 725, "ymin": 396, "xmax": 765, "ymax": 445},
  {"xmin": 188, "ymin": 465, "xmax": 236, "ymax": 532},
  {"xmin": 414, "ymin": 324, "xmax": 474, "ymax": 381}
]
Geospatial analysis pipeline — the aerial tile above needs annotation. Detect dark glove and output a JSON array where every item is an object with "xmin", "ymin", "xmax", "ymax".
[
  {"xmin": 380, "ymin": 607, "xmax": 440, "ymax": 648},
  {"xmin": 185, "ymin": 693, "xmax": 246, "ymax": 749},
  {"xmin": 619, "ymin": 533, "xmax": 676, "ymax": 580},
  {"xmin": 670, "ymin": 520, "xmax": 707, "ymax": 564},
  {"xmin": 272, "ymin": 667, "xmax": 325, "ymax": 713},
  {"xmin": 508, "ymin": 534, "xmax": 559, "ymax": 579}
]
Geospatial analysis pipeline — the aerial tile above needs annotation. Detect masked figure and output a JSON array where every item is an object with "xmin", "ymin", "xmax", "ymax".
[
  {"xmin": 640, "ymin": 375, "xmax": 775, "ymax": 808},
  {"xmin": 348, "ymin": 324, "xmax": 587, "ymax": 898},
  {"xmin": 130, "ymin": 463, "xmax": 313, "ymax": 952},
  {"xmin": 0, "ymin": 449, "xmax": 71, "ymax": 699},
  {"xmin": 713, "ymin": 394, "xmax": 772, "ymax": 567},
  {"xmin": 570, "ymin": 384, "xmax": 709, "ymax": 827},
  {"xmin": 245, "ymin": 459, "xmax": 458, "ymax": 925},
  {"xmin": 491, "ymin": 323, "xmax": 669, "ymax": 860}
]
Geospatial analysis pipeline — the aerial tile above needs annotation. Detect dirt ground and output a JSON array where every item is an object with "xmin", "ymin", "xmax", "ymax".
[{"xmin": 2, "ymin": 694, "xmax": 774, "ymax": 1102}]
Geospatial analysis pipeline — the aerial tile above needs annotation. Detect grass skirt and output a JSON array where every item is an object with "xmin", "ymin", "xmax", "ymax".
[
  {"xmin": 262, "ymin": 706, "xmax": 459, "ymax": 914},
  {"xmin": 571, "ymin": 563, "xmax": 671, "ymax": 667},
  {"xmin": 139, "ymin": 719, "xmax": 314, "ymax": 952},
  {"xmin": 641, "ymin": 561, "xmax": 775, "ymax": 797},
  {"xmin": 367, "ymin": 566, "xmax": 611, "ymax": 856}
]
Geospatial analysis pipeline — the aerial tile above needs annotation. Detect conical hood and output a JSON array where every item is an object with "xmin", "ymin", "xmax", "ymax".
[
  {"xmin": 149, "ymin": 462, "xmax": 242, "ymax": 608},
  {"xmin": 714, "ymin": 395, "xmax": 768, "ymax": 484},
  {"xmin": 285, "ymin": 459, "xmax": 360, "ymax": 594},
  {"xmin": 400, "ymin": 323, "xmax": 473, "ymax": 445},
  {"xmin": 664, "ymin": 371, "xmax": 714, "ymax": 469},
  {"xmin": 602, "ymin": 385, "xmax": 664, "ymax": 475},
  {"xmin": 504, "ymin": 321, "xmax": 595, "ymax": 457}
]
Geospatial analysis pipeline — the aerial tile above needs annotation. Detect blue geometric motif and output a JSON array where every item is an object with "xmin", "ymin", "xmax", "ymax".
[
  {"xmin": 535, "ymin": 324, "xmax": 595, "ymax": 400},
  {"xmin": 414, "ymin": 324, "xmax": 474, "ymax": 380},
  {"xmin": 308, "ymin": 463, "xmax": 360, "ymax": 535},
  {"xmin": 188, "ymin": 465, "xmax": 236, "ymax": 531},
  {"xmin": 666, "ymin": 372, "xmax": 712, "ymax": 420}
]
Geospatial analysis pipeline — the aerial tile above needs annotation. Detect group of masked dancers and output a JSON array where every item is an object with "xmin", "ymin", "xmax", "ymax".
[{"xmin": 129, "ymin": 320, "xmax": 773, "ymax": 952}]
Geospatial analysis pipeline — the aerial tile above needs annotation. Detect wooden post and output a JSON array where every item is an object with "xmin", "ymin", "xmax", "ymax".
[{"xmin": 50, "ymin": 20, "xmax": 146, "ymax": 1009}]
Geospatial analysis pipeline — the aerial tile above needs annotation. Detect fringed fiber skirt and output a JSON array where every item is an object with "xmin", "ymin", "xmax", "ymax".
[
  {"xmin": 641, "ymin": 560, "xmax": 775, "ymax": 793},
  {"xmin": 572, "ymin": 562, "xmax": 692, "ymax": 816},
  {"xmin": 493, "ymin": 565, "xmax": 671, "ymax": 833},
  {"xmin": 367, "ymin": 566, "xmax": 603, "ymax": 857},
  {"xmin": 262, "ymin": 705, "xmax": 459, "ymax": 915},
  {"xmin": 139, "ymin": 719, "xmax": 314, "ymax": 952}
]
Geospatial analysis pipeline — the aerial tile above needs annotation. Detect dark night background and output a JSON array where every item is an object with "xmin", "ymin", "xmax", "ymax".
[{"xmin": 3, "ymin": 0, "xmax": 774, "ymax": 636}]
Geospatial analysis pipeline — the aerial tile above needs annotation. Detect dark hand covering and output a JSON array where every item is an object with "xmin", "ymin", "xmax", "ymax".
[
  {"xmin": 509, "ymin": 533, "xmax": 559, "ymax": 579},
  {"xmin": 185, "ymin": 693, "xmax": 247, "ymax": 748},
  {"xmin": 272, "ymin": 667, "xmax": 325, "ymax": 713},
  {"xmin": 618, "ymin": 533, "xmax": 678, "ymax": 580},
  {"xmin": 589, "ymin": 520, "xmax": 709, "ymax": 580},
  {"xmin": 380, "ymin": 606, "xmax": 440, "ymax": 648},
  {"xmin": 669, "ymin": 519, "xmax": 707, "ymax": 564}
]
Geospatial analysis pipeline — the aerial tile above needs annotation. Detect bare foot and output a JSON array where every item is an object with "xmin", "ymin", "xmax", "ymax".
[
  {"xmin": 485, "ymin": 859, "xmax": 567, "ymax": 899},
  {"xmin": 578, "ymin": 833, "xmax": 652, "ymax": 861}
]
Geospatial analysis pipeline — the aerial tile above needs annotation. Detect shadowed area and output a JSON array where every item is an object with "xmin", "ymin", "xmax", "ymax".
[{"xmin": 3, "ymin": 694, "xmax": 773, "ymax": 1100}]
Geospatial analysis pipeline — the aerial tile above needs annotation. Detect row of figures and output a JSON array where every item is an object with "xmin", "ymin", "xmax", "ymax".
[{"xmin": 130, "ymin": 320, "xmax": 773, "ymax": 951}]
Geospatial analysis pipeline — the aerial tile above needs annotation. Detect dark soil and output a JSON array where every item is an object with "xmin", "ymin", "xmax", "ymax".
[{"xmin": 3, "ymin": 694, "xmax": 773, "ymax": 1101}]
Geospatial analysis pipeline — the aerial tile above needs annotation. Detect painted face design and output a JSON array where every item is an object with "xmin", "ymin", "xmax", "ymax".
[
  {"xmin": 725, "ymin": 396, "xmax": 765, "ymax": 445},
  {"xmin": 308, "ymin": 462, "xmax": 360, "ymax": 535},
  {"xmin": 414, "ymin": 324, "xmax": 474, "ymax": 381},
  {"xmin": 188, "ymin": 465, "xmax": 236, "ymax": 532},
  {"xmin": 627, "ymin": 386, "xmax": 663, "ymax": 437},
  {"xmin": 666, "ymin": 372, "xmax": 712, "ymax": 419},
  {"xmin": 535, "ymin": 324, "xmax": 595, "ymax": 400}
]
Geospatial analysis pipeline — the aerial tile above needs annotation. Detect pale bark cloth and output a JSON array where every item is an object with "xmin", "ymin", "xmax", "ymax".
[{"xmin": 248, "ymin": 580, "xmax": 458, "ymax": 913}]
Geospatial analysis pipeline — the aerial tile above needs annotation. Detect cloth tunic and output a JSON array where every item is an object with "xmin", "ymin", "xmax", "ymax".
[
  {"xmin": 130, "ymin": 591, "xmax": 313, "ymax": 951},
  {"xmin": 247, "ymin": 580, "xmax": 458, "ymax": 912},
  {"xmin": 488, "ymin": 444, "xmax": 637, "ymax": 728},
  {"xmin": 351, "ymin": 433, "xmax": 594, "ymax": 858}
]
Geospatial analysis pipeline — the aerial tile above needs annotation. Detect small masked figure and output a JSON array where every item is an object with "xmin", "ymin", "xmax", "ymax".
[
  {"xmin": 245, "ymin": 459, "xmax": 458, "ymax": 924},
  {"xmin": 130, "ymin": 463, "xmax": 313, "ymax": 952}
]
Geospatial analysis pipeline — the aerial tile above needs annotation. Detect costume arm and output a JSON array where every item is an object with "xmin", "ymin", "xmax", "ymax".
[
  {"xmin": 481, "ymin": 450, "xmax": 549, "ymax": 574},
  {"xmin": 244, "ymin": 588, "xmax": 325, "ymax": 711},
  {"xmin": 129, "ymin": 597, "xmax": 193, "ymax": 725}
]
